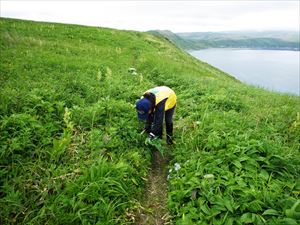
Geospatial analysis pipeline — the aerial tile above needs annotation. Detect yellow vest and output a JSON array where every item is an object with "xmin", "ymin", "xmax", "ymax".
[{"xmin": 145, "ymin": 86, "xmax": 177, "ymax": 111}]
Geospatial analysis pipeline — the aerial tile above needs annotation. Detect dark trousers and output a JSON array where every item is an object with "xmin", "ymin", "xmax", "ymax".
[
  {"xmin": 145, "ymin": 105, "xmax": 176, "ymax": 138},
  {"xmin": 165, "ymin": 106, "xmax": 175, "ymax": 137}
]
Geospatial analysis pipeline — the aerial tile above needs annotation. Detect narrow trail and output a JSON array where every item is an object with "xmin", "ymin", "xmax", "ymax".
[{"xmin": 134, "ymin": 150, "xmax": 172, "ymax": 225}]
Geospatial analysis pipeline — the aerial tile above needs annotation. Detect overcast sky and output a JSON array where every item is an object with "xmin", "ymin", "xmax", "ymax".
[{"xmin": 1, "ymin": 1, "xmax": 299, "ymax": 32}]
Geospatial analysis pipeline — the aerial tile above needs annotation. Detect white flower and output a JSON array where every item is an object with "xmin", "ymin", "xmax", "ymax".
[
  {"xmin": 174, "ymin": 163, "xmax": 181, "ymax": 171},
  {"xmin": 128, "ymin": 67, "xmax": 136, "ymax": 72},
  {"xmin": 203, "ymin": 174, "xmax": 214, "ymax": 179},
  {"xmin": 169, "ymin": 168, "xmax": 173, "ymax": 173}
]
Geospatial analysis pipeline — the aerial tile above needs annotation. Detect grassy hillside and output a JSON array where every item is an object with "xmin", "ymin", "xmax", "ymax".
[
  {"xmin": 1, "ymin": 18, "xmax": 300, "ymax": 225},
  {"xmin": 148, "ymin": 30, "xmax": 197, "ymax": 50},
  {"xmin": 196, "ymin": 37, "xmax": 300, "ymax": 50},
  {"xmin": 178, "ymin": 31, "xmax": 300, "ymax": 42},
  {"xmin": 151, "ymin": 30, "xmax": 300, "ymax": 50}
]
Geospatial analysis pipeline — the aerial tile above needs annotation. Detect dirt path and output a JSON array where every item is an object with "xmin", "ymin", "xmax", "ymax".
[{"xmin": 133, "ymin": 150, "xmax": 172, "ymax": 225}]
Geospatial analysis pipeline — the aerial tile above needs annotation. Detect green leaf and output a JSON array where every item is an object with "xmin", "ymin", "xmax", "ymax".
[
  {"xmin": 262, "ymin": 209, "xmax": 279, "ymax": 216},
  {"xmin": 145, "ymin": 138, "xmax": 164, "ymax": 155},
  {"xmin": 281, "ymin": 218, "xmax": 298, "ymax": 225},
  {"xmin": 224, "ymin": 198, "xmax": 234, "ymax": 213},
  {"xmin": 248, "ymin": 199, "xmax": 263, "ymax": 212},
  {"xmin": 291, "ymin": 200, "xmax": 300, "ymax": 212},
  {"xmin": 240, "ymin": 213, "xmax": 253, "ymax": 223},
  {"xmin": 286, "ymin": 210, "xmax": 300, "ymax": 220},
  {"xmin": 224, "ymin": 217, "xmax": 234, "ymax": 225},
  {"xmin": 232, "ymin": 160, "xmax": 242, "ymax": 169},
  {"xmin": 131, "ymin": 178, "xmax": 138, "ymax": 186},
  {"xmin": 201, "ymin": 203, "xmax": 211, "ymax": 215},
  {"xmin": 259, "ymin": 169, "xmax": 269, "ymax": 180}
]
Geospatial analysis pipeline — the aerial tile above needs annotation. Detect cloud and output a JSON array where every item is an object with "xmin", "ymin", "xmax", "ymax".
[{"xmin": 1, "ymin": 1, "xmax": 299, "ymax": 32}]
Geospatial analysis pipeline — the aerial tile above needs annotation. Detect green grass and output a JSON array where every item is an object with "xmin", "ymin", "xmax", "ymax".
[
  {"xmin": 168, "ymin": 83, "xmax": 300, "ymax": 224},
  {"xmin": 1, "ymin": 18, "xmax": 299, "ymax": 224}
]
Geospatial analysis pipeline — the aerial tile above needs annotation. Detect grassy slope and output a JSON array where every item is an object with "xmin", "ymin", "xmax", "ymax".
[
  {"xmin": 148, "ymin": 30, "xmax": 197, "ymax": 50},
  {"xmin": 0, "ymin": 18, "xmax": 299, "ymax": 224},
  {"xmin": 152, "ymin": 30, "xmax": 300, "ymax": 50},
  {"xmin": 177, "ymin": 31, "xmax": 300, "ymax": 42}
]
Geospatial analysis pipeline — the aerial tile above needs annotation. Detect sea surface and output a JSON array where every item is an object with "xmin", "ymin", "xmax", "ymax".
[{"xmin": 190, "ymin": 49, "xmax": 300, "ymax": 96}]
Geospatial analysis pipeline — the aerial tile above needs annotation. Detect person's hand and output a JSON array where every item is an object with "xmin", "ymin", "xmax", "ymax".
[
  {"xmin": 145, "ymin": 133, "xmax": 157, "ymax": 145},
  {"xmin": 149, "ymin": 132, "xmax": 156, "ymax": 141}
]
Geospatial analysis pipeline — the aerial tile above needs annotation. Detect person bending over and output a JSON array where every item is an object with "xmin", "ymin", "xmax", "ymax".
[{"xmin": 136, "ymin": 86, "xmax": 176, "ymax": 145}]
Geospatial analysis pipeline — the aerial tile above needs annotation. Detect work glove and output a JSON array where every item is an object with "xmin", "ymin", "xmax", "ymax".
[
  {"xmin": 149, "ymin": 132, "xmax": 156, "ymax": 141},
  {"xmin": 145, "ymin": 132, "xmax": 157, "ymax": 145}
]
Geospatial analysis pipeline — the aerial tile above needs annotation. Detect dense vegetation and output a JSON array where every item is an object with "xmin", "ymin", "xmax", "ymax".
[
  {"xmin": 1, "ymin": 18, "xmax": 299, "ymax": 224},
  {"xmin": 150, "ymin": 30, "xmax": 300, "ymax": 50}
]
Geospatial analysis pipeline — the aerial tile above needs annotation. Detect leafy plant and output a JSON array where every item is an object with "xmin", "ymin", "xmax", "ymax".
[{"xmin": 0, "ymin": 18, "xmax": 299, "ymax": 225}]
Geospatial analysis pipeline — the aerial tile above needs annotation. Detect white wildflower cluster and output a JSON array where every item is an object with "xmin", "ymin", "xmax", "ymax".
[
  {"xmin": 128, "ymin": 67, "xmax": 137, "ymax": 75},
  {"xmin": 167, "ymin": 163, "xmax": 181, "ymax": 180},
  {"xmin": 174, "ymin": 163, "xmax": 181, "ymax": 171}
]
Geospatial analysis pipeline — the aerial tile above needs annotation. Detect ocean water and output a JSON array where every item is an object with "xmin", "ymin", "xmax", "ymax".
[{"xmin": 190, "ymin": 49, "xmax": 300, "ymax": 96}]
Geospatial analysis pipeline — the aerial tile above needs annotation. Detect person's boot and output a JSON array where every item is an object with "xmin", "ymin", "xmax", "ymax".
[{"xmin": 166, "ymin": 134, "xmax": 173, "ymax": 145}]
